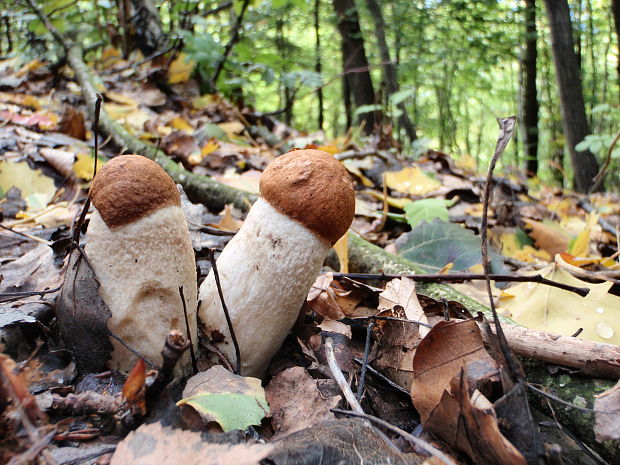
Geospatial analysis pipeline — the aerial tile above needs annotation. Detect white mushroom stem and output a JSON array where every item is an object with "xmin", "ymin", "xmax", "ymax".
[
  {"xmin": 86, "ymin": 205, "xmax": 197, "ymax": 374},
  {"xmin": 198, "ymin": 198, "xmax": 329, "ymax": 377}
]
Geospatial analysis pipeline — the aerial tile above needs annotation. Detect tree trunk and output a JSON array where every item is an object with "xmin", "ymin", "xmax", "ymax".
[
  {"xmin": 612, "ymin": 0, "xmax": 620, "ymax": 99},
  {"xmin": 364, "ymin": 0, "xmax": 417, "ymax": 142},
  {"xmin": 314, "ymin": 0, "xmax": 324, "ymax": 131},
  {"xmin": 118, "ymin": 0, "xmax": 165, "ymax": 56},
  {"xmin": 332, "ymin": 0, "xmax": 377, "ymax": 134},
  {"xmin": 523, "ymin": 0, "xmax": 539, "ymax": 177},
  {"xmin": 543, "ymin": 0, "xmax": 600, "ymax": 193}
]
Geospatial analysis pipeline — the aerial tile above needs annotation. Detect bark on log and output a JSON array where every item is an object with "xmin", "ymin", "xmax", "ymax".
[{"xmin": 65, "ymin": 42, "xmax": 617, "ymax": 463}]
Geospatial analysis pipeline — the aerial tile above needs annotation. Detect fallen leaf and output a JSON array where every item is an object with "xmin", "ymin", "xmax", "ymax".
[
  {"xmin": 404, "ymin": 198, "xmax": 450, "ymax": 228},
  {"xmin": 0, "ymin": 161, "xmax": 56, "ymax": 210},
  {"xmin": 384, "ymin": 166, "xmax": 441, "ymax": 196},
  {"xmin": 122, "ymin": 359, "xmax": 146, "ymax": 416},
  {"xmin": 523, "ymin": 219, "xmax": 570, "ymax": 256},
  {"xmin": 177, "ymin": 365, "xmax": 269, "ymax": 432},
  {"xmin": 73, "ymin": 152, "xmax": 105, "ymax": 181},
  {"xmin": 393, "ymin": 219, "xmax": 506, "ymax": 273},
  {"xmin": 332, "ymin": 234, "xmax": 349, "ymax": 273},
  {"xmin": 411, "ymin": 319, "xmax": 498, "ymax": 424},
  {"xmin": 206, "ymin": 204, "xmax": 243, "ymax": 232},
  {"xmin": 110, "ymin": 422, "xmax": 272, "ymax": 465},
  {"xmin": 265, "ymin": 366, "xmax": 340, "ymax": 437},
  {"xmin": 594, "ymin": 378, "xmax": 620, "ymax": 442},
  {"xmin": 168, "ymin": 53, "xmax": 195, "ymax": 84},
  {"xmin": 498, "ymin": 257, "xmax": 620, "ymax": 345},
  {"xmin": 307, "ymin": 273, "xmax": 362, "ymax": 320}
]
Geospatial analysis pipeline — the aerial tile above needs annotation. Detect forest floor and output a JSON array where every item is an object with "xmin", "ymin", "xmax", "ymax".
[{"xmin": 0, "ymin": 50, "xmax": 619, "ymax": 465}]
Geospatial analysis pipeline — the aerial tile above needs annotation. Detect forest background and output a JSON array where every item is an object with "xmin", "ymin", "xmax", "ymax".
[{"xmin": 1, "ymin": 0, "xmax": 618, "ymax": 193}]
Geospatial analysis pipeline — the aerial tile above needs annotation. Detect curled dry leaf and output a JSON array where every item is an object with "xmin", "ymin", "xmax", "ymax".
[
  {"xmin": 594, "ymin": 378, "xmax": 620, "ymax": 442},
  {"xmin": 307, "ymin": 272, "xmax": 363, "ymax": 320},
  {"xmin": 410, "ymin": 318, "xmax": 498, "ymax": 424},
  {"xmin": 265, "ymin": 366, "xmax": 341, "ymax": 437},
  {"xmin": 56, "ymin": 249, "xmax": 113, "ymax": 373},
  {"xmin": 411, "ymin": 319, "xmax": 523, "ymax": 465},
  {"xmin": 110, "ymin": 422, "xmax": 272, "ymax": 465}
]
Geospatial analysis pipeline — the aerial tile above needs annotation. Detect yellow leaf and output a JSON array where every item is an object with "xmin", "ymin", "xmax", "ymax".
[
  {"xmin": 454, "ymin": 154, "xmax": 477, "ymax": 172},
  {"xmin": 73, "ymin": 153, "xmax": 106, "ymax": 181},
  {"xmin": 333, "ymin": 234, "xmax": 349, "ymax": 273},
  {"xmin": 192, "ymin": 94, "xmax": 219, "ymax": 109},
  {"xmin": 0, "ymin": 161, "xmax": 56, "ymax": 212},
  {"xmin": 343, "ymin": 159, "xmax": 374, "ymax": 187},
  {"xmin": 362, "ymin": 190, "xmax": 411, "ymax": 209},
  {"xmin": 16, "ymin": 59, "xmax": 44, "ymax": 77},
  {"xmin": 188, "ymin": 139, "xmax": 220, "ymax": 165},
  {"xmin": 317, "ymin": 144, "xmax": 340, "ymax": 155},
  {"xmin": 170, "ymin": 116, "xmax": 194, "ymax": 133},
  {"xmin": 218, "ymin": 121, "xmax": 245, "ymax": 139},
  {"xmin": 499, "ymin": 258, "xmax": 620, "ymax": 345},
  {"xmin": 384, "ymin": 166, "xmax": 441, "ymax": 196},
  {"xmin": 568, "ymin": 212, "xmax": 598, "ymax": 257},
  {"xmin": 105, "ymin": 91, "xmax": 138, "ymax": 107},
  {"xmin": 168, "ymin": 53, "xmax": 195, "ymax": 84}
]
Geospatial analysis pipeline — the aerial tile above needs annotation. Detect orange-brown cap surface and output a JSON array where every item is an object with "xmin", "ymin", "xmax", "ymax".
[
  {"xmin": 89, "ymin": 155, "xmax": 180, "ymax": 229},
  {"xmin": 259, "ymin": 149, "xmax": 355, "ymax": 245}
]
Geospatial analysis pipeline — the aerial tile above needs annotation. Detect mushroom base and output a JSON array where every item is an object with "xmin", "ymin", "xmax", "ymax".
[{"xmin": 198, "ymin": 198, "xmax": 330, "ymax": 377}]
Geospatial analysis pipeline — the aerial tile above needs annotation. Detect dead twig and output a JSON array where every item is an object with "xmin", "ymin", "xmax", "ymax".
[
  {"xmin": 178, "ymin": 287, "xmax": 197, "ymax": 374},
  {"xmin": 325, "ymin": 337, "xmax": 363, "ymax": 414},
  {"xmin": 356, "ymin": 321, "xmax": 374, "ymax": 401},
  {"xmin": 352, "ymin": 358, "xmax": 410, "ymax": 395},
  {"xmin": 148, "ymin": 330, "xmax": 190, "ymax": 400},
  {"xmin": 207, "ymin": 248, "xmax": 241, "ymax": 374},
  {"xmin": 331, "ymin": 271, "xmax": 590, "ymax": 297}
]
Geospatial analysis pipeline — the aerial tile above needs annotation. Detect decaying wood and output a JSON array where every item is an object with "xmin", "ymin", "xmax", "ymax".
[
  {"xmin": 53, "ymin": 36, "xmax": 618, "ymax": 462},
  {"xmin": 488, "ymin": 324, "xmax": 620, "ymax": 380}
]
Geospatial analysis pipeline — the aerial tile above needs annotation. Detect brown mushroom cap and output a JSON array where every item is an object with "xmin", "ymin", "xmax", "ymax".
[
  {"xmin": 259, "ymin": 149, "xmax": 355, "ymax": 245},
  {"xmin": 89, "ymin": 155, "xmax": 180, "ymax": 229}
]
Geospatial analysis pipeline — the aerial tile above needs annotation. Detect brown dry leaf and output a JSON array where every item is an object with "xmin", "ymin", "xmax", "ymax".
[
  {"xmin": 39, "ymin": 147, "xmax": 75, "ymax": 178},
  {"xmin": 378, "ymin": 277, "xmax": 427, "ymax": 333},
  {"xmin": 318, "ymin": 320, "xmax": 352, "ymax": 339},
  {"xmin": 214, "ymin": 169, "xmax": 262, "ymax": 194},
  {"xmin": 206, "ymin": 205, "xmax": 243, "ymax": 232},
  {"xmin": 110, "ymin": 422, "xmax": 272, "ymax": 465},
  {"xmin": 523, "ymin": 219, "xmax": 570, "ymax": 256},
  {"xmin": 161, "ymin": 131, "xmax": 200, "ymax": 162},
  {"xmin": 411, "ymin": 319, "xmax": 497, "ymax": 424},
  {"xmin": 58, "ymin": 106, "xmax": 86, "ymax": 140},
  {"xmin": 427, "ymin": 369, "xmax": 526, "ymax": 465},
  {"xmin": 265, "ymin": 366, "xmax": 341, "ymax": 437},
  {"xmin": 594, "ymin": 378, "xmax": 620, "ymax": 442},
  {"xmin": 307, "ymin": 273, "xmax": 362, "ymax": 320},
  {"xmin": 373, "ymin": 305, "xmax": 420, "ymax": 390}
]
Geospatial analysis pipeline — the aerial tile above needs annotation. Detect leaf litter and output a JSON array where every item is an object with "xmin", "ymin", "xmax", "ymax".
[{"xmin": 0, "ymin": 49, "xmax": 618, "ymax": 465}]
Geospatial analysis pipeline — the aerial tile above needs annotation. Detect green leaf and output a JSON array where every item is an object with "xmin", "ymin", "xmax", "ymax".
[
  {"xmin": 354, "ymin": 104, "xmax": 383, "ymax": 116},
  {"xmin": 575, "ymin": 140, "xmax": 590, "ymax": 152},
  {"xmin": 177, "ymin": 366, "xmax": 269, "ymax": 433},
  {"xmin": 180, "ymin": 393, "xmax": 268, "ymax": 432},
  {"xmin": 389, "ymin": 88, "xmax": 415, "ymax": 106},
  {"xmin": 393, "ymin": 219, "xmax": 506, "ymax": 273},
  {"xmin": 404, "ymin": 198, "xmax": 449, "ymax": 228}
]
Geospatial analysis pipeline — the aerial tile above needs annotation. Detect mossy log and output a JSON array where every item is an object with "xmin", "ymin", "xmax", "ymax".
[{"xmin": 65, "ymin": 42, "xmax": 617, "ymax": 463}]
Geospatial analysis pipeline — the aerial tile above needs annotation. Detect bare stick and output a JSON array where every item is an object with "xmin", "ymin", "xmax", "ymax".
[
  {"xmin": 178, "ymin": 286, "xmax": 197, "ymax": 374},
  {"xmin": 0, "ymin": 224, "xmax": 50, "ymax": 244},
  {"xmin": 331, "ymin": 272, "xmax": 589, "ymax": 297},
  {"xmin": 356, "ymin": 322, "xmax": 374, "ymax": 401},
  {"xmin": 211, "ymin": 0, "xmax": 251, "ymax": 84},
  {"xmin": 480, "ymin": 117, "xmax": 524, "ymax": 382},
  {"xmin": 331, "ymin": 408, "xmax": 457, "ymax": 465},
  {"xmin": 207, "ymin": 248, "xmax": 241, "ymax": 374},
  {"xmin": 325, "ymin": 337, "xmax": 363, "ymax": 413},
  {"xmin": 353, "ymin": 358, "xmax": 410, "ymax": 396}
]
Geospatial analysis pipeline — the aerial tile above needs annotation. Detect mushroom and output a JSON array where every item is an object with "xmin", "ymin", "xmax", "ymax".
[
  {"xmin": 198, "ymin": 149, "xmax": 355, "ymax": 376},
  {"xmin": 82, "ymin": 155, "xmax": 198, "ymax": 373}
]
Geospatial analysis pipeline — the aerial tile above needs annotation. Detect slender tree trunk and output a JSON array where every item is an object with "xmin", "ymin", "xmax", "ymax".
[
  {"xmin": 523, "ymin": 0, "xmax": 539, "ymax": 177},
  {"xmin": 118, "ymin": 0, "xmax": 165, "ymax": 55},
  {"xmin": 543, "ymin": 0, "xmax": 600, "ymax": 192},
  {"xmin": 314, "ymin": 0, "xmax": 324, "ymax": 131},
  {"xmin": 332, "ymin": 0, "xmax": 377, "ymax": 134},
  {"xmin": 364, "ymin": 0, "xmax": 416, "ymax": 141},
  {"xmin": 612, "ymin": 0, "xmax": 620, "ymax": 99}
]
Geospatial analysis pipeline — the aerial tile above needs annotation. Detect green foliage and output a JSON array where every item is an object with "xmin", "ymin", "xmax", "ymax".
[
  {"xmin": 404, "ymin": 198, "xmax": 451, "ymax": 228},
  {"xmin": 576, "ymin": 105, "xmax": 620, "ymax": 159},
  {"xmin": 393, "ymin": 219, "xmax": 506, "ymax": 273}
]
